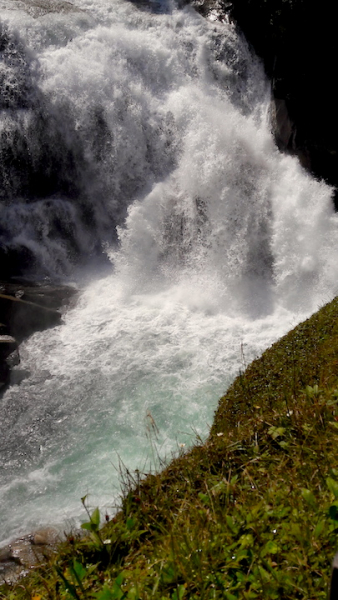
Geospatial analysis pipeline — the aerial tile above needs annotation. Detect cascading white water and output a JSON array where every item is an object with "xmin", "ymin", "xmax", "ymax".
[{"xmin": 1, "ymin": 0, "xmax": 338, "ymax": 544}]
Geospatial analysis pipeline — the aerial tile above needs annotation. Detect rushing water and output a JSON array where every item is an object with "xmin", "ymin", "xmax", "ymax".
[{"xmin": 1, "ymin": 0, "xmax": 338, "ymax": 544}]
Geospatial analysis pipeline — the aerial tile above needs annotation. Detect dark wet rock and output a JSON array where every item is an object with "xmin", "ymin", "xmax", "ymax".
[
  {"xmin": 0, "ymin": 360, "xmax": 10, "ymax": 390},
  {"xmin": 0, "ymin": 246, "xmax": 38, "ymax": 281},
  {"xmin": 0, "ymin": 292, "xmax": 61, "ymax": 341},
  {"xmin": 0, "ymin": 281, "xmax": 77, "ymax": 341},
  {"xmin": 0, "ymin": 334, "xmax": 18, "ymax": 360},
  {"xmin": 272, "ymin": 98, "xmax": 295, "ymax": 153},
  {"xmin": 5, "ymin": 347, "xmax": 20, "ymax": 368},
  {"xmin": 0, "ymin": 281, "xmax": 77, "ymax": 396},
  {"xmin": 0, "ymin": 333, "xmax": 16, "ymax": 391},
  {"xmin": 0, "ymin": 281, "xmax": 77, "ymax": 311},
  {"xmin": 190, "ymin": 0, "xmax": 338, "ymax": 207},
  {"xmin": 237, "ymin": 0, "xmax": 338, "ymax": 205}
]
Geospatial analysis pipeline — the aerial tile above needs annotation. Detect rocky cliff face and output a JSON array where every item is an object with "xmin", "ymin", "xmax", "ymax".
[{"xmin": 193, "ymin": 0, "xmax": 338, "ymax": 207}]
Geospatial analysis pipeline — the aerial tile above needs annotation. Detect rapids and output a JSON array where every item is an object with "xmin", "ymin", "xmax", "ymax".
[{"xmin": 1, "ymin": 0, "xmax": 338, "ymax": 543}]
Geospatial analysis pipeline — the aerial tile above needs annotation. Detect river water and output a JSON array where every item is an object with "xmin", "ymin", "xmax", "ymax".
[{"xmin": 1, "ymin": 0, "xmax": 338, "ymax": 544}]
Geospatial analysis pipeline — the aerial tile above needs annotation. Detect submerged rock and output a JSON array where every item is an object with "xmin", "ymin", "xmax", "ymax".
[{"xmin": 0, "ymin": 281, "xmax": 77, "ymax": 312}]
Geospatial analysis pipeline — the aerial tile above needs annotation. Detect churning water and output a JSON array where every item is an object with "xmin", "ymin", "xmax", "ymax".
[{"xmin": 1, "ymin": 0, "xmax": 338, "ymax": 543}]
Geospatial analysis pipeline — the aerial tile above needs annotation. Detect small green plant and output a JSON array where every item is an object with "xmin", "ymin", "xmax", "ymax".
[{"xmin": 81, "ymin": 496, "xmax": 104, "ymax": 548}]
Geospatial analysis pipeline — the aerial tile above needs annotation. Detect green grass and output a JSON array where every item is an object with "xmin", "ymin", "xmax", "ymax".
[{"xmin": 3, "ymin": 297, "xmax": 338, "ymax": 599}]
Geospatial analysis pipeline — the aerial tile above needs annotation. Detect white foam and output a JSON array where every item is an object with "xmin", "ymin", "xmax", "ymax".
[{"xmin": 1, "ymin": 0, "xmax": 337, "ymax": 543}]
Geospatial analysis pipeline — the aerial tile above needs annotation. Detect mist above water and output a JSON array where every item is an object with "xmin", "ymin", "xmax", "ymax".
[{"xmin": 1, "ymin": 0, "xmax": 338, "ymax": 544}]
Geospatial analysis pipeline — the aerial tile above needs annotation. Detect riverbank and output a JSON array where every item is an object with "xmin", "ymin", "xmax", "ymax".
[{"xmin": 2, "ymin": 295, "xmax": 338, "ymax": 598}]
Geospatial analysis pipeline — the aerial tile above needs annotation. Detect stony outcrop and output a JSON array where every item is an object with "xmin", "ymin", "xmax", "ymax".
[{"xmin": 0, "ymin": 527, "xmax": 61, "ymax": 584}]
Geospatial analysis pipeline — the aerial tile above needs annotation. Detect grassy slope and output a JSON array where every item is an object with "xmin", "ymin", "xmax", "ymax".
[{"xmin": 3, "ymin": 297, "xmax": 338, "ymax": 599}]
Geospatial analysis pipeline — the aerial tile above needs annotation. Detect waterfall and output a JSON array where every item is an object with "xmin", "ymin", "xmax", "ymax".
[{"xmin": 1, "ymin": 0, "xmax": 338, "ymax": 544}]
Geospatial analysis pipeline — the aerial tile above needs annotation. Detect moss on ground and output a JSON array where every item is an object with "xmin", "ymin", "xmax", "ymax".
[{"xmin": 3, "ymin": 297, "xmax": 338, "ymax": 599}]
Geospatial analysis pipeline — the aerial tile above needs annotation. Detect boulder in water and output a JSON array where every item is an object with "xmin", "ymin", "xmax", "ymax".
[
  {"xmin": 0, "ymin": 286, "xmax": 73, "ymax": 341},
  {"xmin": 0, "ymin": 282, "xmax": 77, "ymax": 395}
]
